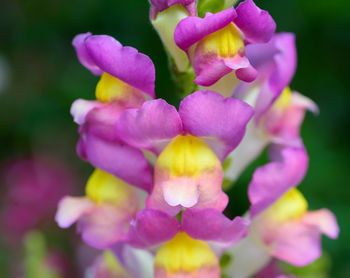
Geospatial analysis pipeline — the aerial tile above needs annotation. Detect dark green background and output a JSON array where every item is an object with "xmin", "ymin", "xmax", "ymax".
[{"xmin": 0, "ymin": 0, "xmax": 349, "ymax": 277}]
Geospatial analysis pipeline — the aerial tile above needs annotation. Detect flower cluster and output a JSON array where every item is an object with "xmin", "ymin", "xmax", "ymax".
[{"xmin": 56, "ymin": 1, "xmax": 339, "ymax": 277}]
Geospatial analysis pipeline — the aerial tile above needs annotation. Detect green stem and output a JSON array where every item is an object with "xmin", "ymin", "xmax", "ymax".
[{"xmin": 168, "ymin": 56, "xmax": 199, "ymax": 99}]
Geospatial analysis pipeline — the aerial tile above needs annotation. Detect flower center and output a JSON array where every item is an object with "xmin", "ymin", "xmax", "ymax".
[
  {"xmin": 154, "ymin": 232, "xmax": 219, "ymax": 274},
  {"xmin": 267, "ymin": 188, "xmax": 308, "ymax": 223},
  {"xmin": 95, "ymin": 72, "xmax": 144, "ymax": 104},
  {"xmin": 202, "ymin": 23, "xmax": 245, "ymax": 58},
  {"xmin": 272, "ymin": 87, "xmax": 292, "ymax": 111},
  {"xmin": 156, "ymin": 134, "xmax": 220, "ymax": 178},
  {"xmin": 85, "ymin": 169, "xmax": 135, "ymax": 206}
]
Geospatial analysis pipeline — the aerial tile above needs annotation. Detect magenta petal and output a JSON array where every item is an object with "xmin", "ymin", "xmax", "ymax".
[
  {"xmin": 77, "ymin": 205, "xmax": 130, "ymax": 250},
  {"xmin": 174, "ymin": 8, "xmax": 237, "ymax": 52},
  {"xmin": 80, "ymin": 132, "xmax": 153, "ymax": 192},
  {"xmin": 234, "ymin": 0, "xmax": 276, "ymax": 44},
  {"xmin": 125, "ymin": 209, "xmax": 179, "ymax": 248},
  {"xmin": 182, "ymin": 208, "xmax": 249, "ymax": 247},
  {"xmin": 85, "ymin": 103, "xmax": 125, "ymax": 141},
  {"xmin": 85, "ymin": 35, "xmax": 155, "ymax": 98},
  {"xmin": 179, "ymin": 91, "xmax": 254, "ymax": 161},
  {"xmin": 76, "ymin": 135, "xmax": 87, "ymax": 160},
  {"xmin": 248, "ymin": 145, "xmax": 309, "ymax": 218},
  {"xmin": 193, "ymin": 57, "xmax": 235, "ymax": 87},
  {"xmin": 235, "ymin": 64, "xmax": 258, "ymax": 82},
  {"xmin": 302, "ymin": 209, "xmax": 339, "ymax": 239},
  {"xmin": 271, "ymin": 221, "xmax": 321, "ymax": 266},
  {"xmin": 116, "ymin": 99, "xmax": 183, "ymax": 154},
  {"xmin": 72, "ymin": 32, "xmax": 103, "ymax": 75}
]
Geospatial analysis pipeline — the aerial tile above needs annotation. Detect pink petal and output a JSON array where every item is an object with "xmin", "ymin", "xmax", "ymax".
[
  {"xmin": 179, "ymin": 91, "xmax": 254, "ymax": 161},
  {"xmin": 271, "ymin": 221, "xmax": 321, "ymax": 266},
  {"xmin": 248, "ymin": 145, "xmax": 309, "ymax": 218},
  {"xmin": 174, "ymin": 8, "xmax": 237, "ymax": 52},
  {"xmin": 116, "ymin": 99, "xmax": 183, "ymax": 154},
  {"xmin": 125, "ymin": 209, "xmax": 180, "ymax": 248},
  {"xmin": 234, "ymin": 0, "xmax": 276, "ymax": 44},
  {"xmin": 85, "ymin": 35, "xmax": 155, "ymax": 98},
  {"xmin": 79, "ymin": 132, "xmax": 153, "ymax": 192},
  {"xmin": 72, "ymin": 32, "xmax": 102, "ymax": 75},
  {"xmin": 302, "ymin": 209, "xmax": 339, "ymax": 239},
  {"xmin": 182, "ymin": 208, "xmax": 249, "ymax": 248}
]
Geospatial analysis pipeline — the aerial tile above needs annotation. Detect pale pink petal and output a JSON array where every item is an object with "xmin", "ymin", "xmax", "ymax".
[
  {"xmin": 55, "ymin": 196, "xmax": 94, "ymax": 228},
  {"xmin": 302, "ymin": 209, "xmax": 339, "ymax": 239},
  {"xmin": 70, "ymin": 99, "xmax": 102, "ymax": 125},
  {"xmin": 271, "ymin": 221, "xmax": 321, "ymax": 267}
]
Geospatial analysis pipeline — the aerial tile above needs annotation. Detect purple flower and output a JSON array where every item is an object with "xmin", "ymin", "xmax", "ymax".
[
  {"xmin": 71, "ymin": 100, "xmax": 153, "ymax": 192},
  {"xmin": 71, "ymin": 33, "xmax": 157, "ymax": 192},
  {"xmin": 174, "ymin": 0, "xmax": 276, "ymax": 86},
  {"xmin": 116, "ymin": 90, "xmax": 253, "ymax": 215},
  {"xmin": 247, "ymin": 146, "xmax": 339, "ymax": 266},
  {"xmin": 225, "ymin": 34, "xmax": 317, "ymax": 182}
]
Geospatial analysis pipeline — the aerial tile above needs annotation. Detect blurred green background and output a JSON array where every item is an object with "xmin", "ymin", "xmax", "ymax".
[{"xmin": 0, "ymin": 0, "xmax": 349, "ymax": 277}]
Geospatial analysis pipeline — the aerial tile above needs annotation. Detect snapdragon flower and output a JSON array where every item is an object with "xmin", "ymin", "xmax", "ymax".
[
  {"xmin": 247, "ymin": 146, "xmax": 338, "ymax": 266},
  {"xmin": 225, "ymin": 33, "xmax": 318, "ymax": 182},
  {"xmin": 222, "ymin": 146, "xmax": 338, "ymax": 277},
  {"xmin": 174, "ymin": 0, "xmax": 276, "ymax": 87},
  {"xmin": 116, "ymin": 90, "xmax": 253, "ymax": 215},
  {"xmin": 71, "ymin": 33, "xmax": 156, "ymax": 191},
  {"xmin": 54, "ymin": 0, "xmax": 340, "ymax": 275},
  {"xmin": 250, "ymin": 188, "xmax": 338, "ymax": 266}
]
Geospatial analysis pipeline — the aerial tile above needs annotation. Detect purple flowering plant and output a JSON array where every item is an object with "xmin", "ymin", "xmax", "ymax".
[{"xmin": 55, "ymin": 0, "xmax": 339, "ymax": 277}]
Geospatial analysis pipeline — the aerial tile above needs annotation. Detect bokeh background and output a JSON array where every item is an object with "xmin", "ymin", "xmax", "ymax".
[{"xmin": 0, "ymin": 0, "xmax": 349, "ymax": 277}]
